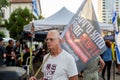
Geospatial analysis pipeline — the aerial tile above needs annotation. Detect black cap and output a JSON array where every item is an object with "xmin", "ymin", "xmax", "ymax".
[{"xmin": 0, "ymin": 37, "xmax": 3, "ymax": 41}]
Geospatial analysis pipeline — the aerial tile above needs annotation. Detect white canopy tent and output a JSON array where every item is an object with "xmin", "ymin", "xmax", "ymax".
[
  {"xmin": 99, "ymin": 22, "xmax": 114, "ymax": 31},
  {"xmin": 24, "ymin": 7, "xmax": 114, "ymax": 32},
  {"xmin": 24, "ymin": 7, "xmax": 74, "ymax": 31}
]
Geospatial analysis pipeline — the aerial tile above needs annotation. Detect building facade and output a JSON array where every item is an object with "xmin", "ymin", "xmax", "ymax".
[
  {"xmin": 1, "ymin": 0, "xmax": 41, "ymax": 22},
  {"xmin": 97, "ymin": 0, "xmax": 120, "ymax": 23},
  {"xmin": 0, "ymin": 0, "xmax": 41, "ymax": 38}
]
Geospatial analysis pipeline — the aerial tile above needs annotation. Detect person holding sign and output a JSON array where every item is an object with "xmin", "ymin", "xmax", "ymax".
[
  {"xmin": 29, "ymin": 30, "xmax": 78, "ymax": 80},
  {"xmin": 82, "ymin": 56, "xmax": 105, "ymax": 80}
]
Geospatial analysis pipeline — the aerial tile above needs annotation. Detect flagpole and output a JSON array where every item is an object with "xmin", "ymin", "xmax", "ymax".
[
  {"xmin": 29, "ymin": 0, "xmax": 36, "ymax": 76},
  {"xmin": 38, "ymin": 0, "xmax": 42, "ymax": 15},
  {"xmin": 29, "ymin": 23, "xmax": 35, "ymax": 76}
]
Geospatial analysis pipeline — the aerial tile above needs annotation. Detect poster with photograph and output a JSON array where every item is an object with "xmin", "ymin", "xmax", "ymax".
[{"xmin": 61, "ymin": 0, "xmax": 106, "ymax": 72}]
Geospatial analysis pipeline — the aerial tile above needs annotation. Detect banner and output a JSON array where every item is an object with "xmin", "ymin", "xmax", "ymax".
[
  {"xmin": 115, "ymin": 32, "xmax": 120, "ymax": 64},
  {"xmin": 32, "ymin": 0, "xmax": 39, "ymax": 19},
  {"xmin": 61, "ymin": 0, "xmax": 106, "ymax": 72}
]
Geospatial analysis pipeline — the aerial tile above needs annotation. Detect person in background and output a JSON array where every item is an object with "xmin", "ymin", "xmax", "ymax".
[
  {"xmin": 6, "ymin": 39, "xmax": 16, "ymax": 66},
  {"xmin": 29, "ymin": 30, "xmax": 78, "ymax": 80},
  {"xmin": 22, "ymin": 44, "xmax": 30, "ymax": 65},
  {"xmin": 101, "ymin": 40, "xmax": 112, "ymax": 80},
  {"xmin": 13, "ymin": 41, "xmax": 21, "ymax": 66},
  {"xmin": 82, "ymin": 56, "xmax": 105, "ymax": 80},
  {"xmin": 0, "ymin": 37, "xmax": 7, "ymax": 66}
]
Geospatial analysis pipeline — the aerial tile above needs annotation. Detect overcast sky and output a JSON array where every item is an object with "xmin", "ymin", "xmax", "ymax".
[{"xmin": 40, "ymin": 0, "xmax": 97, "ymax": 18}]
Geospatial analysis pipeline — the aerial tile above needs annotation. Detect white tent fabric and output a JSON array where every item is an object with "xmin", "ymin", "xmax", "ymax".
[
  {"xmin": 99, "ymin": 22, "xmax": 114, "ymax": 31},
  {"xmin": 24, "ymin": 7, "xmax": 114, "ymax": 32},
  {"xmin": 24, "ymin": 7, "xmax": 74, "ymax": 31}
]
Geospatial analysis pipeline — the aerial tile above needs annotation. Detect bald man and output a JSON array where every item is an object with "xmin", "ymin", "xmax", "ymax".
[{"xmin": 29, "ymin": 30, "xmax": 78, "ymax": 80}]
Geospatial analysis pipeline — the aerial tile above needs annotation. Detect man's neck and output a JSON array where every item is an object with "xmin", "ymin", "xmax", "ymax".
[{"xmin": 50, "ymin": 48, "xmax": 62, "ymax": 57}]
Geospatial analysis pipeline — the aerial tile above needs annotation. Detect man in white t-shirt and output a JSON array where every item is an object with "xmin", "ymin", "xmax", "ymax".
[{"xmin": 29, "ymin": 30, "xmax": 78, "ymax": 80}]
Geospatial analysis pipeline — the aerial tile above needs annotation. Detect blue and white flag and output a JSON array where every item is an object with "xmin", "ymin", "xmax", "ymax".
[
  {"xmin": 112, "ymin": 8, "xmax": 117, "ymax": 24},
  {"xmin": 115, "ymin": 32, "xmax": 120, "ymax": 64},
  {"xmin": 112, "ymin": 0, "xmax": 118, "ymax": 31},
  {"xmin": 112, "ymin": 0, "xmax": 120, "ymax": 64},
  {"xmin": 32, "ymin": 0, "xmax": 39, "ymax": 19}
]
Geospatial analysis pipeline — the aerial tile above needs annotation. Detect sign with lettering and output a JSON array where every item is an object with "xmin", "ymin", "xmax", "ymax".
[{"xmin": 61, "ymin": 0, "xmax": 106, "ymax": 72}]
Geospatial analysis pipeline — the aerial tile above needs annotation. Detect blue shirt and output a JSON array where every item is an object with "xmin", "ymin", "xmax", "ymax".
[{"xmin": 102, "ymin": 47, "xmax": 112, "ymax": 61}]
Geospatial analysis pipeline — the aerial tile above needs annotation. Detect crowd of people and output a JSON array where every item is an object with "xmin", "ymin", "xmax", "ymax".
[
  {"xmin": 0, "ymin": 37, "xmax": 47, "ymax": 67},
  {"xmin": 1, "ymin": 30, "xmax": 120, "ymax": 80}
]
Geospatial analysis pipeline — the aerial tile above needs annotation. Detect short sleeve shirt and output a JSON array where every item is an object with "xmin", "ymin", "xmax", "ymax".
[{"xmin": 42, "ymin": 49, "xmax": 78, "ymax": 80}]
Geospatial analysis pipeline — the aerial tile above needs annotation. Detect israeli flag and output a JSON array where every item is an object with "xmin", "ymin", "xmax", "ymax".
[
  {"xmin": 112, "ymin": 10, "xmax": 117, "ymax": 24},
  {"xmin": 32, "ymin": 0, "xmax": 39, "ymax": 19},
  {"xmin": 115, "ymin": 32, "xmax": 120, "ymax": 64},
  {"xmin": 112, "ymin": 0, "xmax": 120, "ymax": 64},
  {"xmin": 112, "ymin": 0, "xmax": 118, "ymax": 31}
]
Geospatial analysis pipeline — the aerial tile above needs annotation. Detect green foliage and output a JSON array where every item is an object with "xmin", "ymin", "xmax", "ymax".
[
  {"xmin": 0, "ymin": 0, "xmax": 9, "ymax": 24},
  {"xmin": 5, "ymin": 7, "xmax": 32, "ymax": 40},
  {"xmin": 0, "ymin": 0, "xmax": 9, "ymax": 11},
  {"xmin": 39, "ymin": 15, "xmax": 44, "ymax": 19},
  {"xmin": 0, "ymin": 31, "xmax": 5, "ymax": 37},
  {"xmin": 32, "ymin": 14, "xmax": 44, "ymax": 20}
]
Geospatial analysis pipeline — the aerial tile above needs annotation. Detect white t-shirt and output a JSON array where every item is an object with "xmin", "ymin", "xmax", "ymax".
[{"xmin": 42, "ymin": 49, "xmax": 78, "ymax": 80}]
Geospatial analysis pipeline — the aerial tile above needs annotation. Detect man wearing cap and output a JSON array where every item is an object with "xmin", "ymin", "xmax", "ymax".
[{"xmin": 0, "ymin": 37, "xmax": 7, "ymax": 66}]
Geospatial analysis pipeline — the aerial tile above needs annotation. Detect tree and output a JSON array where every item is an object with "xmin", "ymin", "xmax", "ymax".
[
  {"xmin": 0, "ymin": 31, "xmax": 5, "ymax": 37},
  {"xmin": 0, "ymin": 0, "xmax": 9, "ymax": 25},
  {"xmin": 5, "ymin": 7, "xmax": 32, "ymax": 40},
  {"xmin": 0, "ymin": 0, "xmax": 9, "ymax": 11}
]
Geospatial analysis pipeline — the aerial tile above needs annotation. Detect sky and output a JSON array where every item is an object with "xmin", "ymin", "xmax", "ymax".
[{"xmin": 40, "ymin": 0, "xmax": 97, "ymax": 18}]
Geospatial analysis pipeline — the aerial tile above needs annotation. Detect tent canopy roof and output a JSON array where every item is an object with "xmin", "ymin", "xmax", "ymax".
[
  {"xmin": 99, "ymin": 22, "xmax": 114, "ymax": 31},
  {"xmin": 24, "ymin": 7, "xmax": 74, "ymax": 31},
  {"xmin": 24, "ymin": 7, "xmax": 114, "ymax": 32}
]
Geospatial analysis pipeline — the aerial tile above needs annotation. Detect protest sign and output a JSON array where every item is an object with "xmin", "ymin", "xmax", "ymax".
[{"xmin": 61, "ymin": 0, "xmax": 106, "ymax": 72}]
